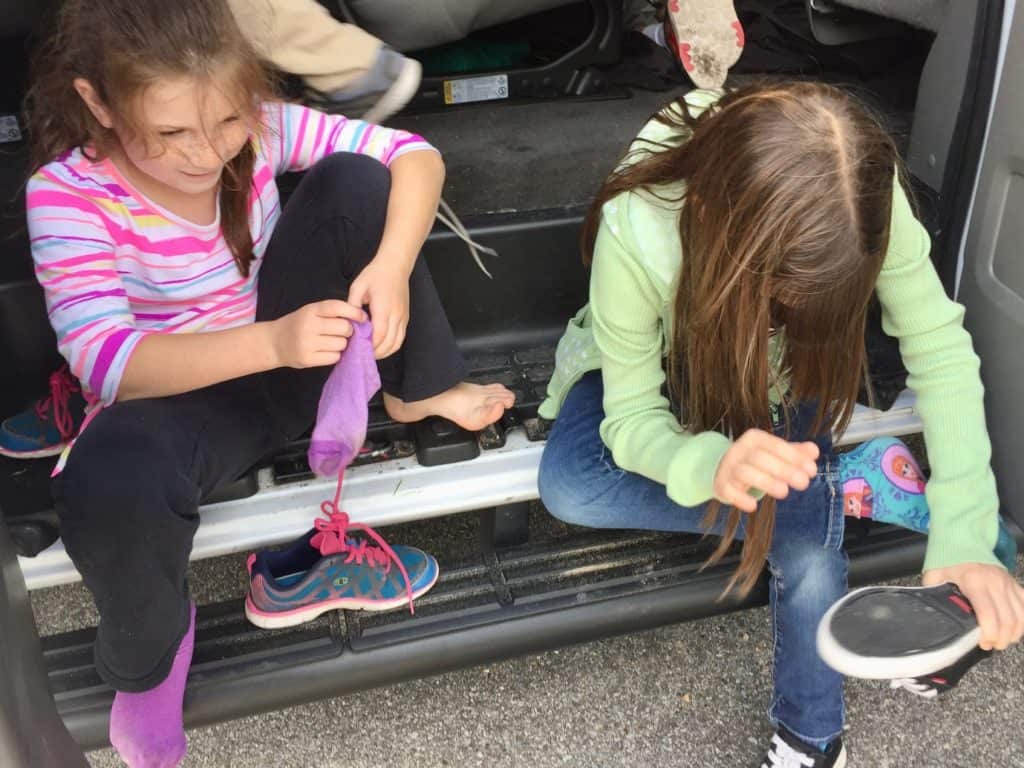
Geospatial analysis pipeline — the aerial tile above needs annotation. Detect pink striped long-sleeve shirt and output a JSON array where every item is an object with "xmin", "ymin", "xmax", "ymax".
[{"xmin": 27, "ymin": 102, "xmax": 434, "ymax": 404}]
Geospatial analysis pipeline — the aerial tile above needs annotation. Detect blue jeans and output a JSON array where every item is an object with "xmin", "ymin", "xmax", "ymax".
[{"xmin": 538, "ymin": 371, "xmax": 847, "ymax": 745}]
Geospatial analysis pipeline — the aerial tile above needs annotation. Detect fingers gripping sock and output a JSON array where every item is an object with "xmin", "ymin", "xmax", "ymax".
[
  {"xmin": 308, "ymin": 320, "xmax": 381, "ymax": 477},
  {"xmin": 109, "ymin": 603, "xmax": 196, "ymax": 768}
]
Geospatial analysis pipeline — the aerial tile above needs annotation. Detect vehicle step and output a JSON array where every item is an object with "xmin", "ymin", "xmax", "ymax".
[
  {"xmin": 18, "ymin": 389, "xmax": 924, "ymax": 590},
  {"xmin": 46, "ymin": 523, "xmax": 928, "ymax": 750}
]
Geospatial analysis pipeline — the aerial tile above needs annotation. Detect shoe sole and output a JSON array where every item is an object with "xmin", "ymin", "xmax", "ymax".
[
  {"xmin": 361, "ymin": 57, "xmax": 423, "ymax": 124},
  {"xmin": 244, "ymin": 566, "xmax": 440, "ymax": 629},
  {"xmin": 834, "ymin": 745, "xmax": 848, "ymax": 768},
  {"xmin": 816, "ymin": 585, "xmax": 981, "ymax": 680},
  {"xmin": 0, "ymin": 444, "xmax": 66, "ymax": 459},
  {"xmin": 665, "ymin": 0, "xmax": 744, "ymax": 89}
]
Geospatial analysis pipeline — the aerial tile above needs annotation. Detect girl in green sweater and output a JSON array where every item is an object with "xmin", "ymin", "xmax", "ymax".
[{"xmin": 538, "ymin": 82, "xmax": 1024, "ymax": 768}]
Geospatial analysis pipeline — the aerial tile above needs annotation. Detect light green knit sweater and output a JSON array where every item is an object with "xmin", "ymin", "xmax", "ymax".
[{"xmin": 538, "ymin": 90, "xmax": 1001, "ymax": 572}]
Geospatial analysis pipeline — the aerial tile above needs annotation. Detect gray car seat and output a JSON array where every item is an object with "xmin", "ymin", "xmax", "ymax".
[
  {"xmin": 807, "ymin": 0, "xmax": 948, "ymax": 44},
  {"xmin": 340, "ymin": 0, "xmax": 582, "ymax": 52},
  {"xmin": 833, "ymin": 0, "xmax": 947, "ymax": 32},
  {"xmin": 331, "ymin": 0, "xmax": 623, "ymax": 109}
]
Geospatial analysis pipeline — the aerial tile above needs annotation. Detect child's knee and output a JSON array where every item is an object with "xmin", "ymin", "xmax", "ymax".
[
  {"xmin": 772, "ymin": 543, "xmax": 848, "ymax": 609},
  {"xmin": 56, "ymin": 409, "xmax": 191, "ymax": 524},
  {"xmin": 538, "ymin": 438, "xmax": 624, "ymax": 527},
  {"xmin": 538, "ymin": 443, "xmax": 597, "ymax": 526},
  {"xmin": 537, "ymin": 445, "xmax": 580, "ymax": 523},
  {"xmin": 306, "ymin": 152, "xmax": 391, "ymax": 204}
]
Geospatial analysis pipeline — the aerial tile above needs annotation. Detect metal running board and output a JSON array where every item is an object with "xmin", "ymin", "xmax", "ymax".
[
  {"xmin": 46, "ymin": 523, "xmax": 928, "ymax": 750},
  {"xmin": 19, "ymin": 391, "xmax": 922, "ymax": 590}
]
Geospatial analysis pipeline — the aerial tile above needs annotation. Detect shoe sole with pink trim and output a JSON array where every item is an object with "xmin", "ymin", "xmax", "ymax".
[{"xmin": 664, "ymin": 0, "xmax": 745, "ymax": 89}]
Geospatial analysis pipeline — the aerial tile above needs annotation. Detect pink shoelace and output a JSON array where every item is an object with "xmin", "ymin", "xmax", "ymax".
[
  {"xmin": 35, "ymin": 365, "xmax": 79, "ymax": 440},
  {"xmin": 309, "ymin": 473, "xmax": 417, "ymax": 614}
]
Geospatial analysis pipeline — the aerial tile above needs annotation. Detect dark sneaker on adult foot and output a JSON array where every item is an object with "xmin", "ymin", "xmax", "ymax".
[
  {"xmin": 889, "ymin": 645, "xmax": 993, "ymax": 699},
  {"xmin": 762, "ymin": 729, "xmax": 846, "ymax": 768},
  {"xmin": 245, "ymin": 510, "xmax": 439, "ymax": 629},
  {"xmin": 0, "ymin": 365, "xmax": 85, "ymax": 459},
  {"xmin": 817, "ymin": 583, "xmax": 981, "ymax": 680},
  {"xmin": 309, "ymin": 45, "xmax": 421, "ymax": 124}
]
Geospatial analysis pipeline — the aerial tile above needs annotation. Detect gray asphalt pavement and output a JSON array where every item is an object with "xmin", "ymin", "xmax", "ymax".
[{"xmin": 32, "ymin": 553, "xmax": 1023, "ymax": 768}]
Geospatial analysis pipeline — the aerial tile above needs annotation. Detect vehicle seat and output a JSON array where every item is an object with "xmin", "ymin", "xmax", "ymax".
[
  {"xmin": 338, "ymin": 0, "xmax": 584, "ymax": 52},
  {"xmin": 834, "ymin": 0, "xmax": 947, "ymax": 32}
]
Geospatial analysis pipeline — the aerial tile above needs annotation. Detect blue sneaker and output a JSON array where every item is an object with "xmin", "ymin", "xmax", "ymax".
[
  {"xmin": 245, "ymin": 511, "xmax": 440, "ymax": 629},
  {"xmin": 0, "ymin": 365, "xmax": 86, "ymax": 459}
]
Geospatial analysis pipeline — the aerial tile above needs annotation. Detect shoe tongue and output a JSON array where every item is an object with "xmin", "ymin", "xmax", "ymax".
[{"xmin": 309, "ymin": 531, "xmax": 381, "ymax": 561}]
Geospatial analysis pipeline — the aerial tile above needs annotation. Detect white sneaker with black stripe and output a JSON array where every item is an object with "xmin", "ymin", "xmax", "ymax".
[
  {"xmin": 761, "ymin": 728, "xmax": 847, "ymax": 768},
  {"xmin": 816, "ymin": 583, "xmax": 982, "ymax": 680},
  {"xmin": 889, "ymin": 645, "xmax": 993, "ymax": 699}
]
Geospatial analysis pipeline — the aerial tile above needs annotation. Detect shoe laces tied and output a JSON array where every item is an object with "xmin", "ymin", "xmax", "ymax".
[
  {"xmin": 310, "ymin": 473, "xmax": 416, "ymax": 613},
  {"xmin": 34, "ymin": 365, "xmax": 79, "ymax": 440}
]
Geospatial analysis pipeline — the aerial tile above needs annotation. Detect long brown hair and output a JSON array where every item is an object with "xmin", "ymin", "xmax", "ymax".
[
  {"xmin": 582, "ymin": 82, "xmax": 901, "ymax": 594},
  {"xmin": 24, "ymin": 0, "xmax": 275, "ymax": 276}
]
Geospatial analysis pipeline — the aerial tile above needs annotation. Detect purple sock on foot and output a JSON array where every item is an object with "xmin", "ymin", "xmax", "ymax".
[{"xmin": 109, "ymin": 603, "xmax": 196, "ymax": 768}]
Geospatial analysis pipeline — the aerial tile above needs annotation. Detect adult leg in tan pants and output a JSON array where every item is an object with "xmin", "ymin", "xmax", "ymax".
[{"xmin": 228, "ymin": 0, "xmax": 421, "ymax": 122}]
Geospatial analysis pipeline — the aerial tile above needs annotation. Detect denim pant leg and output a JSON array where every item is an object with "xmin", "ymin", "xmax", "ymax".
[
  {"xmin": 767, "ymin": 459, "xmax": 847, "ymax": 745},
  {"xmin": 539, "ymin": 371, "xmax": 713, "ymax": 533},
  {"xmin": 539, "ymin": 371, "xmax": 847, "ymax": 742}
]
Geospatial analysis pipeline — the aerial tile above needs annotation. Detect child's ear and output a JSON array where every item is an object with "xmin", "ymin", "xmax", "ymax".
[{"xmin": 72, "ymin": 78, "xmax": 114, "ymax": 129}]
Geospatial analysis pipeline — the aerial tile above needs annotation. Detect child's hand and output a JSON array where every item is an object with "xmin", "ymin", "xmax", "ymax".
[
  {"xmin": 923, "ymin": 564, "xmax": 1024, "ymax": 651},
  {"xmin": 713, "ymin": 429, "xmax": 820, "ymax": 513},
  {"xmin": 347, "ymin": 258, "xmax": 411, "ymax": 360},
  {"xmin": 269, "ymin": 299, "xmax": 367, "ymax": 369}
]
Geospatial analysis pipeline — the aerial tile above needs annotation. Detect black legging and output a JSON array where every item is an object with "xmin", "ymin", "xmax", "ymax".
[{"xmin": 54, "ymin": 152, "xmax": 466, "ymax": 691}]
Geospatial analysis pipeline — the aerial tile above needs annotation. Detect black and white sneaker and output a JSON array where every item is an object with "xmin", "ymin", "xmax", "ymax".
[
  {"xmin": 889, "ymin": 646, "xmax": 993, "ymax": 699},
  {"xmin": 816, "ymin": 583, "xmax": 980, "ymax": 680},
  {"xmin": 762, "ymin": 728, "xmax": 847, "ymax": 768}
]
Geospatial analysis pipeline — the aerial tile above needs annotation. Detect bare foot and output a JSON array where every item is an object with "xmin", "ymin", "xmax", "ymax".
[{"xmin": 383, "ymin": 382, "xmax": 516, "ymax": 432}]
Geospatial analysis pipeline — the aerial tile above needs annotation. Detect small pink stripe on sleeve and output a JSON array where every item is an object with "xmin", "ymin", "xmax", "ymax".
[
  {"xmin": 311, "ymin": 113, "xmax": 327, "ymax": 157},
  {"xmin": 288, "ymin": 108, "xmax": 311, "ymax": 167},
  {"xmin": 28, "ymin": 190, "xmax": 112, "ymax": 219},
  {"xmin": 49, "ymin": 289, "xmax": 126, "ymax": 313},
  {"xmin": 40, "ymin": 269, "xmax": 117, "ymax": 287},
  {"xmin": 253, "ymin": 163, "xmax": 273, "ymax": 195},
  {"xmin": 325, "ymin": 118, "xmax": 347, "ymax": 152},
  {"xmin": 34, "ymin": 252, "xmax": 113, "ymax": 270},
  {"xmin": 88, "ymin": 327, "xmax": 135, "ymax": 395},
  {"xmin": 277, "ymin": 103, "xmax": 288, "ymax": 170},
  {"xmin": 382, "ymin": 135, "xmax": 432, "ymax": 166},
  {"xmin": 45, "ymin": 275, "xmax": 114, "ymax": 297},
  {"xmin": 355, "ymin": 125, "xmax": 375, "ymax": 155},
  {"xmin": 61, "ymin": 318, "xmax": 118, "ymax": 347}
]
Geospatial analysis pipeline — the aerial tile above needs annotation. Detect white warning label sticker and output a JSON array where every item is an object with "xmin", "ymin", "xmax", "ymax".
[{"xmin": 443, "ymin": 75, "xmax": 510, "ymax": 105}]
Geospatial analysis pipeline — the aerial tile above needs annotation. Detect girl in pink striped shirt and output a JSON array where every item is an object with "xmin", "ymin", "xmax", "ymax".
[{"xmin": 25, "ymin": 0, "xmax": 513, "ymax": 764}]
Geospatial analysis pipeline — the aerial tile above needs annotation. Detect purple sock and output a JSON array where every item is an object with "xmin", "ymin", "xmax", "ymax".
[
  {"xmin": 109, "ymin": 603, "xmax": 196, "ymax": 768},
  {"xmin": 307, "ymin": 320, "xmax": 381, "ymax": 477}
]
